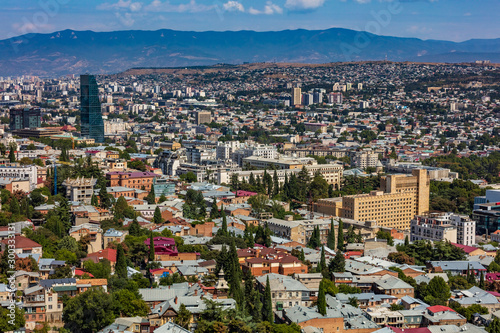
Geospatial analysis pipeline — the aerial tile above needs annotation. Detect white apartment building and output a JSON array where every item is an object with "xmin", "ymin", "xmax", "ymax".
[
  {"xmin": 353, "ymin": 150, "xmax": 379, "ymax": 169},
  {"xmin": 186, "ymin": 147, "xmax": 215, "ymax": 165},
  {"xmin": 0, "ymin": 165, "xmax": 38, "ymax": 190},
  {"xmin": 231, "ymin": 144, "xmax": 278, "ymax": 167},
  {"xmin": 216, "ymin": 141, "xmax": 240, "ymax": 161},
  {"xmin": 410, "ymin": 212, "xmax": 475, "ymax": 246}
]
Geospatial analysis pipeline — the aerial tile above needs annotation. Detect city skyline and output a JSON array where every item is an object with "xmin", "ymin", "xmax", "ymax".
[{"xmin": 1, "ymin": 0, "xmax": 499, "ymax": 42}]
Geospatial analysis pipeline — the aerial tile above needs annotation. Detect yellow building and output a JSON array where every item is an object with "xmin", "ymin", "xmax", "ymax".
[{"xmin": 341, "ymin": 169, "xmax": 430, "ymax": 230}]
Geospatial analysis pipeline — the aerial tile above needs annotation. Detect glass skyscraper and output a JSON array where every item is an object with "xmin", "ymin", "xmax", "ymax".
[{"xmin": 80, "ymin": 74, "xmax": 104, "ymax": 143}]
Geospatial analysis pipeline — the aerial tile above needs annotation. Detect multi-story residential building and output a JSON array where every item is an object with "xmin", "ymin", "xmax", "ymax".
[
  {"xmin": 216, "ymin": 141, "xmax": 240, "ymax": 161},
  {"xmin": 69, "ymin": 223, "xmax": 103, "ymax": 253},
  {"xmin": 292, "ymin": 87, "xmax": 302, "ymax": 106},
  {"xmin": 232, "ymin": 144, "xmax": 278, "ymax": 166},
  {"xmin": 341, "ymin": 169, "xmax": 430, "ymax": 230},
  {"xmin": 154, "ymin": 149, "xmax": 186, "ymax": 176},
  {"xmin": 103, "ymin": 228, "xmax": 128, "ymax": 248},
  {"xmin": 328, "ymin": 92, "xmax": 343, "ymax": 104},
  {"xmin": 9, "ymin": 108, "xmax": 41, "ymax": 130},
  {"xmin": 195, "ymin": 111, "xmax": 211, "ymax": 125},
  {"xmin": 256, "ymin": 273, "xmax": 311, "ymax": 312},
  {"xmin": 304, "ymin": 122, "xmax": 327, "ymax": 133},
  {"xmin": 353, "ymin": 150, "xmax": 379, "ymax": 169},
  {"xmin": 451, "ymin": 214, "xmax": 476, "ymax": 246},
  {"xmin": 266, "ymin": 218, "xmax": 336, "ymax": 245},
  {"xmin": 62, "ymin": 177, "xmax": 97, "ymax": 204},
  {"xmin": 410, "ymin": 213, "xmax": 458, "ymax": 244},
  {"xmin": 186, "ymin": 147, "xmax": 215, "ymax": 165},
  {"xmin": 106, "ymin": 171, "xmax": 157, "ymax": 191},
  {"xmin": 283, "ymin": 147, "xmax": 349, "ymax": 159},
  {"xmin": 0, "ymin": 164, "xmax": 38, "ymax": 190}
]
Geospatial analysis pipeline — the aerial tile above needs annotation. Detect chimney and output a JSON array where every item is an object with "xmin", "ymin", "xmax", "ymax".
[
  {"xmin": 194, "ymin": 289, "xmax": 198, "ymax": 296},
  {"xmin": 174, "ymin": 296, "xmax": 178, "ymax": 304}
]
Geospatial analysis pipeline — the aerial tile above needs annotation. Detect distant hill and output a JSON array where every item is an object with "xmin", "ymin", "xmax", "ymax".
[{"xmin": 0, "ymin": 28, "xmax": 499, "ymax": 76}]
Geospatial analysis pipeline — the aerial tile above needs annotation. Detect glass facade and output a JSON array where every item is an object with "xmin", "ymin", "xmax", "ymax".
[{"xmin": 80, "ymin": 74, "xmax": 104, "ymax": 143}]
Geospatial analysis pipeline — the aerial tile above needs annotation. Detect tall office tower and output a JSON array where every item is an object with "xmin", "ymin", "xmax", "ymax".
[
  {"xmin": 10, "ymin": 108, "xmax": 41, "ymax": 130},
  {"xmin": 80, "ymin": 74, "xmax": 104, "ymax": 143},
  {"xmin": 292, "ymin": 87, "xmax": 302, "ymax": 106}
]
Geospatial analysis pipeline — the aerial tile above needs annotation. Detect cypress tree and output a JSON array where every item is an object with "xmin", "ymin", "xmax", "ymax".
[
  {"xmin": 273, "ymin": 170, "xmax": 279, "ymax": 197},
  {"xmin": 479, "ymin": 271, "xmax": 485, "ymax": 289},
  {"xmin": 299, "ymin": 248, "xmax": 305, "ymax": 262},
  {"xmin": 337, "ymin": 219, "xmax": 344, "ymax": 251},
  {"xmin": 146, "ymin": 186, "xmax": 156, "ymax": 204},
  {"xmin": 153, "ymin": 206, "xmax": 163, "ymax": 224},
  {"xmin": 220, "ymin": 210, "xmax": 228, "ymax": 236},
  {"xmin": 327, "ymin": 218, "xmax": 335, "ymax": 249},
  {"xmin": 8, "ymin": 146, "xmax": 15, "ymax": 162},
  {"xmin": 129, "ymin": 218, "xmax": 141, "ymax": 236},
  {"xmin": 216, "ymin": 245, "xmax": 228, "ymax": 275},
  {"xmin": 318, "ymin": 246, "xmax": 326, "ymax": 273},
  {"xmin": 115, "ymin": 243, "xmax": 127, "ymax": 279},
  {"xmin": 404, "ymin": 235, "xmax": 409, "ymax": 247},
  {"xmin": 210, "ymin": 198, "xmax": 219, "ymax": 219},
  {"xmin": 317, "ymin": 280, "xmax": 327, "ymax": 316},
  {"xmin": 263, "ymin": 276, "xmax": 273, "ymax": 323},
  {"xmin": 148, "ymin": 232, "xmax": 155, "ymax": 262}
]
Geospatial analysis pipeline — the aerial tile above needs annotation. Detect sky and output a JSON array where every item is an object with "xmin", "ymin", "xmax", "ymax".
[{"xmin": 0, "ymin": 0, "xmax": 498, "ymax": 42}]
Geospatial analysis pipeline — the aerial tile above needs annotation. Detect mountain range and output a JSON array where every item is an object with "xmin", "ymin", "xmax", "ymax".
[{"xmin": 1, "ymin": 28, "xmax": 499, "ymax": 76}]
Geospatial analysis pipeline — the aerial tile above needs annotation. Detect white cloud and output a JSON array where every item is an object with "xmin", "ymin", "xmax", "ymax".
[
  {"xmin": 285, "ymin": 0, "xmax": 325, "ymax": 10},
  {"xmin": 97, "ymin": 0, "xmax": 143, "ymax": 12},
  {"xmin": 249, "ymin": 1, "xmax": 283, "ymax": 15},
  {"xmin": 145, "ymin": 0, "xmax": 215, "ymax": 13},
  {"xmin": 223, "ymin": 1, "xmax": 244, "ymax": 12}
]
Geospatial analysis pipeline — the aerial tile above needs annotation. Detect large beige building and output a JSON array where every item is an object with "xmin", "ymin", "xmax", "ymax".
[
  {"xmin": 341, "ymin": 169, "xmax": 430, "ymax": 230},
  {"xmin": 292, "ymin": 87, "xmax": 302, "ymax": 106},
  {"xmin": 195, "ymin": 111, "xmax": 211, "ymax": 125}
]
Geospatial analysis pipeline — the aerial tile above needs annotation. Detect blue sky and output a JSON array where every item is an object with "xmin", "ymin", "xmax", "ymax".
[{"xmin": 1, "ymin": 0, "xmax": 498, "ymax": 41}]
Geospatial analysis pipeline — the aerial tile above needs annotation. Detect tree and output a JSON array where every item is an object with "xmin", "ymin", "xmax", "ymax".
[
  {"xmin": 317, "ymin": 279, "xmax": 327, "ymax": 315},
  {"xmin": 210, "ymin": 198, "xmax": 220, "ymax": 219},
  {"xmin": 329, "ymin": 251, "xmax": 345, "ymax": 273},
  {"xmin": 479, "ymin": 270, "xmax": 485, "ymax": 289},
  {"xmin": 337, "ymin": 219, "xmax": 344, "ymax": 251},
  {"xmin": 146, "ymin": 186, "xmax": 156, "ymax": 204},
  {"xmin": 318, "ymin": 246, "xmax": 327, "ymax": 277},
  {"xmin": 0, "ymin": 306, "xmax": 25, "ymax": 331},
  {"xmin": 8, "ymin": 143, "xmax": 16, "ymax": 162},
  {"xmin": 376, "ymin": 230, "xmax": 394, "ymax": 246},
  {"xmin": 175, "ymin": 303, "xmax": 192, "ymax": 329},
  {"xmin": 308, "ymin": 226, "xmax": 321, "ymax": 249},
  {"xmin": 63, "ymin": 288, "xmax": 115, "ymax": 333},
  {"xmin": 115, "ymin": 243, "xmax": 127, "ymax": 279},
  {"xmin": 112, "ymin": 289, "xmax": 150, "ymax": 317},
  {"xmin": 262, "ymin": 276, "xmax": 273, "ymax": 323},
  {"xmin": 425, "ymin": 276, "xmax": 451, "ymax": 305},
  {"xmin": 487, "ymin": 317, "xmax": 500, "ymax": 333},
  {"xmin": 347, "ymin": 297, "xmax": 359, "ymax": 308},
  {"xmin": 327, "ymin": 218, "xmax": 335, "ymax": 250},
  {"xmin": 149, "ymin": 232, "xmax": 155, "ymax": 262},
  {"xmin": 153, "ymin": 206, "xmax": 163, "ymax": 224},
  {"xmin": 128, "ymin": 219, "xmax": 141, "ymax": 237}
]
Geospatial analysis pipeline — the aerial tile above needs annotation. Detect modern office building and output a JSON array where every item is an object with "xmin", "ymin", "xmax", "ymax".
[
  {"xmin": 9, "ymin": 108, "xmax": 41, "ymax": 130},
  {"xmin": 341, "ymin": 169, "xmax": 430, "ymax": 230},
  {"xmin": 473, "ymin": 202, "xmax": 500, "ymax": 235},
  {"xmin": 80, "ymin": 74, "xmax": 104, "ymax": 143}
]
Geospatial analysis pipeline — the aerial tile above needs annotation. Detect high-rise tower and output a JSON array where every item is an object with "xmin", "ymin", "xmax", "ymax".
[{"xmin": 80, "ymin": 74, "xmax": 104, "ymax": 143}]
